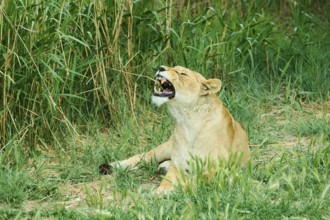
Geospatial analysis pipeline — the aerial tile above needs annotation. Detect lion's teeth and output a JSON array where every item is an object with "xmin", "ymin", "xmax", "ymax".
[
  {"xmin": 161, "ymin": 79, "xmax": 166, "ymax": 84},
  {"xmin": 154, "ymin": 87, "xmax": 161, "ymax": 93}
]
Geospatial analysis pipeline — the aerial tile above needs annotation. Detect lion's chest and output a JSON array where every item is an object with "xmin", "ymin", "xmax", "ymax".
[{"xmin": 170, "ymin": 122, "xmax": 213, "ymax": 170}]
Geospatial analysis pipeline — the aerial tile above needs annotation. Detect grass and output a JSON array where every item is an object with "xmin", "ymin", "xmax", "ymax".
[{"xmin": 1, "ymin": 0, "xmax": 330, "ymax": 219}]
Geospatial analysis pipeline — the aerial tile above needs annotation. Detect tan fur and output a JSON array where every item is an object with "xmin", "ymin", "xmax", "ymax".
[{"xmin": 106, "ymin": 66, "xmax": 250, "ymax": 193}]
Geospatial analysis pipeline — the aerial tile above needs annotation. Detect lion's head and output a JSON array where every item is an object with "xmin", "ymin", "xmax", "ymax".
[{"xmin": 152, "ymin": 65, "xmax": 222, "ymax": 106}]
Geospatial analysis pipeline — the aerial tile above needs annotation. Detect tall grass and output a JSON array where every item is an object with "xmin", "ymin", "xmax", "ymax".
[{"xmin": 0, "ymin": 0, "xmax": 329, "ymax": 152}]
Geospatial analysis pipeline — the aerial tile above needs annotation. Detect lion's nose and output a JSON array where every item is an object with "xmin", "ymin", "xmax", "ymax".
[{"xmin": 159, "ymin": 66, "xmax": 166, "ymax": 72}]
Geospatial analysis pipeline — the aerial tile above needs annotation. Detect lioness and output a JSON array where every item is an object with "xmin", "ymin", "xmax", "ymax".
[{"xmin": 99, "ymin": 65, "xmax": 250, "ymax": 193}]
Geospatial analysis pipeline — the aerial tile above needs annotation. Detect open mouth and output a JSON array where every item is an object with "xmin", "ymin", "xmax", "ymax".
[{"xmin": 153, "ymin": 75, "xmax": 175, "ymax": 99}]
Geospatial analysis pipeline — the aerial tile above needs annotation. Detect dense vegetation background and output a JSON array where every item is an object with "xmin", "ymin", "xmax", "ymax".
[
  {"xmin": 0, "ymin": 0, "xmax": 329, "ymax": 219},
  {"xmin": 1, "ymin": 0, "xmax": 329, "ymax": 149}
]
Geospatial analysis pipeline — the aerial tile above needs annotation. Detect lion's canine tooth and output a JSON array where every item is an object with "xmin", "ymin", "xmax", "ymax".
[{"xmin": 161, "ymin": 79, "xmax": 166, "ymax": 84}]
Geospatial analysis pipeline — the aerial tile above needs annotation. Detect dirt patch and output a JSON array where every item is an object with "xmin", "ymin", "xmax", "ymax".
[
  {"xmin": 20, "ymin": 176, "xmax": 114, "ymax": 213},
  {"xmin": 58, "ymin": 177, "xmax": 114, "ymax": 209},
  {"xmin": 20, "ymin": 176, "xmax": 159, "ymax": 212},
  {"xmin": 301, "ymin": 99, "xmax": 330, "ymax": 120}
]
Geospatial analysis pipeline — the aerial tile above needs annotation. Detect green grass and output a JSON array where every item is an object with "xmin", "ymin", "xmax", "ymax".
[{"xmin": 1, "ymin": 0, "xmax": 330, "ymax": 219}]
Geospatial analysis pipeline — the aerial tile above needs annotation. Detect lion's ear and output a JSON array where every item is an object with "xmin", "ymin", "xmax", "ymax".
[{"xmin": 201, "ymin": 79, "xmax": 222, "ymax": 95}]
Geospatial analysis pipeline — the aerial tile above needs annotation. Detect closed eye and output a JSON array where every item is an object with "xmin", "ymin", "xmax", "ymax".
[{"xmin": 175, "ymin": 70, "xmax": 188, "ymax": 77}]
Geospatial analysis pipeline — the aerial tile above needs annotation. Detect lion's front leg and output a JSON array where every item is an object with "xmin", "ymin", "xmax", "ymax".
[
  {"xmin": 156, "ymin": 162, "xmax": 185, "ymax": 194},
  {"xmin": 99, "ymin": 138, "xmax": 173, "ymax": 175}
]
